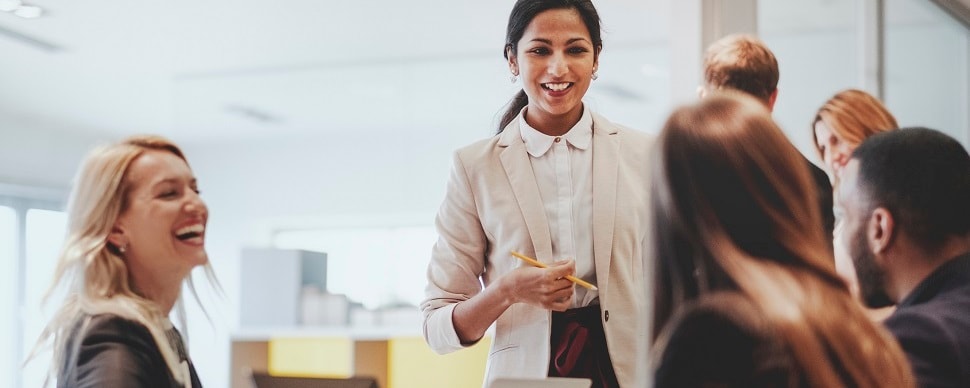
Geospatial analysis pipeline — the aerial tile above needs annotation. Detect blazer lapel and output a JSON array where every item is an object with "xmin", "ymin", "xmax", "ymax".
[
  {"xmin": 498, "ymin": 122, "xmax": 554, "ymax": 263},
  {"xmin": 591, "ymin": 113, "xmax": 619, "ymax": 296}
]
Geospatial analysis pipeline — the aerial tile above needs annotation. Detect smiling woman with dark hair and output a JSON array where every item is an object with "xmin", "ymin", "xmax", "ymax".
[
  {"xmin": 649, "ymin": 92, "xmax": 913, "ymax": 388},
  {"xmin": 421, "ymin": 1, "xmax": 653, "ymax": 387}
]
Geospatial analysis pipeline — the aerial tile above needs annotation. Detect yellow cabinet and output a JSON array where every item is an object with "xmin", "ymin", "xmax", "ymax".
[
  {"xmin": 269, "ymin": 337, "xmax": 354, "ymax": 378},
  {"xmin": 232, "ymin": 330, "xmax": 490, "ymax": 388},
  {"xmin": 388, "ymin": 337, "xmax": 490, "ymax": 388}
]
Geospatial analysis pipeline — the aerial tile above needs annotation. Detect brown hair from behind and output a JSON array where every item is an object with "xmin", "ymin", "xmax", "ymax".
[
  {"xmin": 703, "ymin": 34, "xmax": 779, "ymax": 105},
  {"xmin": 650, "ymin": 92, "xmax": 914, "ymax": 387}
]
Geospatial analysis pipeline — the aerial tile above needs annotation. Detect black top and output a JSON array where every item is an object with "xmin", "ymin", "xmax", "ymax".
[
  {"xmin": 58, "ymin": 314, "xmax": 202, "ymax": 388},
  {"xmin": 884, "ymin": 252, "xmax": 970, "ymax": 388},
  {"xmin": 805, "ymin": 158, "xmax": 835, "ymax": 247},
  {"xmin": 653, "ymin": 292, "xmax": 797, "ymax": 388}
]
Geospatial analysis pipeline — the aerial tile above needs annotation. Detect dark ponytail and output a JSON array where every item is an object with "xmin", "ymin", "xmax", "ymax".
[
  {"xmin": 496, "ymin": 0, "xmax": 602, "ymax": 134},
  {"xmin": 498, "ymin": 90, "xmax": 529, "ymax": 134}
]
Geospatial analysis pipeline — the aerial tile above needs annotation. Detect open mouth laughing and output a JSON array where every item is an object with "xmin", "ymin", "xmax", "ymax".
[{"xmin": 174, "ymin": 223, "xmax": 205, "ymax": 245}]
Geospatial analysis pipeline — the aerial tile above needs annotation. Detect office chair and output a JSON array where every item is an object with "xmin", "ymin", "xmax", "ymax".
[{"xmin": 250, "ymin": 371, "xmax": 379, "ymax": 388}]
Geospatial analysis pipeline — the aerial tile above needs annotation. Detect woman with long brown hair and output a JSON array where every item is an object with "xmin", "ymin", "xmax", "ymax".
[{"xmin": 649, "ymin": 92, "xmax": 913, "ymax": 387}]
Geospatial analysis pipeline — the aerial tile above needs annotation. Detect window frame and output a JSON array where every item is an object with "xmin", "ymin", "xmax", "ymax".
[{"xmin": 0, "ymin": 191, "xmax": 65, "ymax": 388}]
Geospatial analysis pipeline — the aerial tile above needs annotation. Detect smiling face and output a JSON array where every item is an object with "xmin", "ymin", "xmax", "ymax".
[
  {"xmin": 509, "ymin": 8, "xmax": 598, "ymax": 134},
  {"xmin": 112, "ymin": 150, "xmax": 208, "ymax": 287},
  {"xmin": 815, "ymin": 120, "xmax": 857, "ymax": 181}
]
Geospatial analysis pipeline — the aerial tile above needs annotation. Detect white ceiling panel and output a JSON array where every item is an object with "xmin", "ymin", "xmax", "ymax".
[{"xmin": 1, "ymin": 0, "xmax": 948, "ymax": 144}]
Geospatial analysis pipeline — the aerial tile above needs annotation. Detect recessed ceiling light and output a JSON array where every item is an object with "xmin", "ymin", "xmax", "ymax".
[
  {"xmin": 0, "ymin": 0, "xmax": 22, "ymax": 12},
  {"xmin": 225, "ymin": 104, "xmax": 282, "ymax": 124},
  {"xmin": 14, "ymin": 4, "xmax": 43, "ymax": 18}
]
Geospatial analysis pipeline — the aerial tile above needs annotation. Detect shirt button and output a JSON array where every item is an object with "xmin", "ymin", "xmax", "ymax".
[
  {"xmin": 604, "ymin": 310, "xmax": 610, "ymax": 322},
  {"xmin": 554, "ymin": 137, "xmax": 561, "ymax": 143}
]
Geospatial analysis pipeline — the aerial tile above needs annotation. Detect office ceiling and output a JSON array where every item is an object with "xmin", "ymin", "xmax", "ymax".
[
  {"xmin": 0, "ymin": 0, "xmax": 947, "ymax": 143},
  {"xmin": 0, "ymin": 0, "xmax": 665, "ymax": 143}
]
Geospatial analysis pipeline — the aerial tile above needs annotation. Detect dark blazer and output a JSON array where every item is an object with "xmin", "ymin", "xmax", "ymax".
[
  {"xmin": 805, "ymin": 158, "xmax": 835, "ymax": 246},
  {"xmin": 653, "ymin": 292, "xmax": 798, "ymax": 388},
  {"xmin": 884, "ymin": 252, "xmax": 970, "ymax": 388},
  {"xmin": 58, "ymin": 314, "xmax": 202, "ymax": 388}
]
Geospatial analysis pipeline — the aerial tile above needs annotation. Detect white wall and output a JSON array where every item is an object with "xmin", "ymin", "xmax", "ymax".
[{"xmin": 0, "ymin": 115, "xmax": 111, "ymax": 194}]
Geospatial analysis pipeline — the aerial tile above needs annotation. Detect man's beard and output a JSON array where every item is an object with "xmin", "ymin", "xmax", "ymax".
[{"xmin": 850, "ymin": 224, "xmax": 895, "ymax": 308}]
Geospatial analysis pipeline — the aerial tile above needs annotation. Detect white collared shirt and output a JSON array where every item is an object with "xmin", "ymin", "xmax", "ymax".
[{"xmin": 518, "ymin": 107, "xmax": 598, "ymax": 307}]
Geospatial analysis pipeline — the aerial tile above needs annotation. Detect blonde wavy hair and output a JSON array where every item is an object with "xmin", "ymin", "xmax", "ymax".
[
  {"xmin": 28, "ymin": 135, "xmax": 220, "ymax": 386},
  {"xmin": 650, "ymin": 92, "xmax": 913, "ymax": 387}
]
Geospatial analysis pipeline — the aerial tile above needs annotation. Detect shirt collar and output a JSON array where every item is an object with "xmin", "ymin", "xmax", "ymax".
[{"xmin": 518, "ymin": 106, "xmax": 593, "ymax": 157}]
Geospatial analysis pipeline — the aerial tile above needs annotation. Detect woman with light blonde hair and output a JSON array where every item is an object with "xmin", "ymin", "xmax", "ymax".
[
  {"xmin": 812, "ymin": 89, "xmax": 898, "ymax": 182},
  {"xmin": 650, "ymin": 92, "xmax": 913, "ymax": 388},
  {"xmin": 28, "ymin": 135, "xmax": 218, "ymax": 387}
]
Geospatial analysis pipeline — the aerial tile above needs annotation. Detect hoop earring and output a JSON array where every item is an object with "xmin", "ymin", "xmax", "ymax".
[
  {"xmin": 592, "ymin": 72, "xmax": 598, "ymax": 81},
  {"xmin": 510, "ymin": 74, "xmax": 518, "ymax": 83}
]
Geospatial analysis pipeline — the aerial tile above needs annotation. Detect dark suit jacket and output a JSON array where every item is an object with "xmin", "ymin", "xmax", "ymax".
[
  {"xmin": 653, "ymin": 292, "xmax": 798, "ymax": 388},
  {"xmin": 58, "ymin": 314, "xmax": 202, "ymax": 388},
  {"xmin": 884, "ymin": 252, "xmax": 970, "ymax": 388},
  {"xmin": 805, "ymin": 158, "xmax": 835, "ymax": 247}
]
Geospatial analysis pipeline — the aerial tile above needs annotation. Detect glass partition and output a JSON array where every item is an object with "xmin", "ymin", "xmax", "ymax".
[
  {"xmin": 886, "ymin": 0, "xmax": 970, "ymax": 146},
  {"xmin": 758, "ymin": 0, "xmax": 860, "ymax": 159},
  {"xmin": 0, "ymin": 207, "xmax": 17, "ymax": 388}
]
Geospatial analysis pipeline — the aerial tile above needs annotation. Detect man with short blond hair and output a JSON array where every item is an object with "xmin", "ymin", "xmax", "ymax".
[
  {"xmin": 699, "ymin": 33, "xmax": 835, "ymax": 247},
  {"xmin": 702, "ymin": 34, "xmax": 779, "ymax": 107}
]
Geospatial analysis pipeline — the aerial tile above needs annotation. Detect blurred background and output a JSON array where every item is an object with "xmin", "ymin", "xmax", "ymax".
[{"xmin": 1, "ymin": 0, "xmax": 967, "ymax": 387}]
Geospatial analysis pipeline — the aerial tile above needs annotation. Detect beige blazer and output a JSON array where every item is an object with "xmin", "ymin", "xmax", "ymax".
[{"xmin": 422, "ymin": 112, "xmax": 653, "ymax": 388}]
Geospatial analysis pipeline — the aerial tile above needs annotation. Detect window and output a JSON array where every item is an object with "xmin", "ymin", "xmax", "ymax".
[
  {"xmin": 759, "ymin": 0, "xmax": 860, "ymax": 156},
  {"xmin": 0, "ymin": 196, "xmax": 65, "ymax": 388},
  {"xmin": 886, "ymin": 0, "xmax": 970, "ymax": 146},
  {"xmin": 0, "ymin": 206, "xmax": 17, "ymax": 388},
  {"xmin": 759, "ymin": 0, "xmax": 970, "ymax": 155},
  {"xmin": 20, "ymin": 209, "xmax": 68, "ymax": 388}
]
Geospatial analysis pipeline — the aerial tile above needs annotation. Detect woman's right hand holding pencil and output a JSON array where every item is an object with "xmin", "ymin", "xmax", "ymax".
[{"xmin": 499, "ymin": 259, "xmax": 576, "ymax": 312}]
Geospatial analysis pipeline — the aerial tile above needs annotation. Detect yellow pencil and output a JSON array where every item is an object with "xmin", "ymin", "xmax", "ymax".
[{"xmin": 510, "ymin": 251, "xmax": 598, "ymax": 290}]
